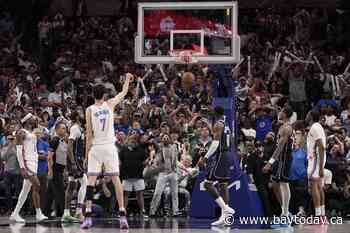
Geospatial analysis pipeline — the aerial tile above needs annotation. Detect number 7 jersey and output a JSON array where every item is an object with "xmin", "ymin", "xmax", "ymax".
[{"xmin": 89, "ymin": 102, "xmax": 116, "ymax": 145}]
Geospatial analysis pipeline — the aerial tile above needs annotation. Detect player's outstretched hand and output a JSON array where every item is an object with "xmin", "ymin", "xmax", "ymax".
[{"xmin": 125, "ymin": 73, "xmax": 134, "ymax": 82}]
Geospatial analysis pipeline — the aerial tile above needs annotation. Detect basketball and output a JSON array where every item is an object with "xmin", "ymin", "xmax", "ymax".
[{"xmin": 182, "ymin": 72, "xmax": 195, "ymax": 89}]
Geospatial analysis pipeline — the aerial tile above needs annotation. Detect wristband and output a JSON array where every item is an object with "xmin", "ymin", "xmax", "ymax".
[{"xmin": 268, "ymin": 158, "xmax": 275, "ymax": 165}]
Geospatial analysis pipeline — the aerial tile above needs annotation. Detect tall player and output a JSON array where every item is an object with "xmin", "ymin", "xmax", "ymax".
[
  {"xmin": 81, "ymin": 73, "xmax": 132, "ymax": 229},
  {"xmin": 197, "ymin": 107, "xmax": 235, "ymax": 226},
  {"xmin": 10, "ymin": 113, "xmax": 48, "ymax": 223},
  {"xmin": 263, "ymin": 106, "xmax": 294, "ymax": 226},
  {"xmin": 306, "ymin": 110, "xmax": 326, "ymax": 218}
]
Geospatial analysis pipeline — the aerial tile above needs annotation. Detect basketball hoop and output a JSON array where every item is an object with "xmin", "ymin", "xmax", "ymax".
[{"xmin": 169, "ymin": 50, "xmax": 200, "ymax": 64}]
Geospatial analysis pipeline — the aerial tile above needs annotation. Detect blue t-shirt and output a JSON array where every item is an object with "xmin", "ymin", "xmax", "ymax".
[
  {"xmin": 48, "ymin": 117, "xmax": 56, "ymax": 129},
  {"xmin": 114, "ymin": 123, "xmax": 129, "ymax": 134},
  {"xmin": 255, "ymin": 116, "xmax": 273, "ymax": 141},
  {"xmin": 0, "ymin": 135, "xmax": 6, "ymax": 146},
  {"xmin": 316, "ymin": 99, "xmax": 337, "ymax": 110},
  {"xmin": 289, "ymin": 148, "xmax": 308, "ymax": 181},
  {"xmin": 37, "ymin": 138, "xmax": 49, "ymax": 175}
]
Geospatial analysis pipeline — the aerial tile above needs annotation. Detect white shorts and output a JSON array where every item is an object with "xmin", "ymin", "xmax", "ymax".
[
  {"xmin": 88, "ymin": 143, "xmax": 119, "ymax": 176},
  {"xmin": 123, "ymin": 179, "xmax": 145, "ymax": 192},
  {"xmin": 307, "ymin": 155, "xmax": 326, "ymax": 180},
  {"xmin": 24, "ymin": 160, "xmax": 38, "ymax": 176}
]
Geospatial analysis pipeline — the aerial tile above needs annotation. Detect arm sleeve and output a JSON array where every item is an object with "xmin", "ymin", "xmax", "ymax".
[
  {"xmin": 16, "ymin": 145, "xmax": 25, "ymax": 168},
  {"xmin": 204, "ymin": 140, "xmax": 219, "ymax": 159}
]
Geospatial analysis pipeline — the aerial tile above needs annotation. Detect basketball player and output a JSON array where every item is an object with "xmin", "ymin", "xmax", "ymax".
[
  {"xmin": 263, "ymin": 106, "xmax": 294, "ymax": 226},
  {"xmin": 62, "ymin": 111, "xmax": 87, "ymax": 223},
  {"xmin": 10, "ymin": 113, "xmax": 48, "ymax": 223},
  {"xmin": 81, "ymin": 73, "xmax": 132, "ymax": 229},
  {"xmin": 197, "ymin": 107, "xmax": 235, "ymax": 226},
  {"xmin": 306, "ymin": 110, "xmax": 326, "ymax": 218}
]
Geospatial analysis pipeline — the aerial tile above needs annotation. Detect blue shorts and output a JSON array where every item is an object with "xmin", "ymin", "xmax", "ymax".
[{"xmin": 205, "ymin": 151, "xmax": 231, "ymax": 182}]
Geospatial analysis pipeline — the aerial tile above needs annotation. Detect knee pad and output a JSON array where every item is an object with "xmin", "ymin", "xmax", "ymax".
[{"xmin": 86, "ymin": 185, "xmax": 94, "ymax": 201}]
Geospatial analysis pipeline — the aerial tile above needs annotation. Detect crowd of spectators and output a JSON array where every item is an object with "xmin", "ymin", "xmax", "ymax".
[{"xmin": 0, "ymin": 4, "xmax": 350, "ymax": 219}]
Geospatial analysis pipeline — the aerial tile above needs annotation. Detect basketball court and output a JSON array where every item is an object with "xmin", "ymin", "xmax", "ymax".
[{"xmin": 1, "ymin": 217, "xmax": 349, "ymax": 233}]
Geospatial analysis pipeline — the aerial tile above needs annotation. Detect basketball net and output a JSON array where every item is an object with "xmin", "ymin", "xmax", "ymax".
[{"xmin": 169, "ymin": 50, "xmax": 200, "ymax": 64}]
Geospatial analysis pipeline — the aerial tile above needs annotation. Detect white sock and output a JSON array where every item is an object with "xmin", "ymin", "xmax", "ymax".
[
  {"xmin": 36, "ymin": 208, "xmax": 42, "ymax": 216},
  {"xmin": 215, "ymin": 197, "xmax": 227, "ymax": 210},
  {"xmin": 321, "ymin": 205, "xmax": 325, "ymax": 216},
  {"xmin": 280, "ymin": 183, "xmax": 291, "ymax": 216},
  {"xmin": 315, "ymin": 207, "xmax": 321, "ymax": 216},
  {"xmin": 13, "ymin": 179, "xmax": 32, "ymax": 215},
  {"xmin": 78, "ymin": 175, "xmax": 87, "ymax": 205},
  {"xmin": 64, "ymin": 209, "xmax": 70, "ymax": 216}
]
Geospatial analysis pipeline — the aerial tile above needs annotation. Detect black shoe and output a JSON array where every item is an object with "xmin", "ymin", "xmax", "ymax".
[{"xmin": 141, "ymin": 211, "xmax": 149, "ymax": 219}]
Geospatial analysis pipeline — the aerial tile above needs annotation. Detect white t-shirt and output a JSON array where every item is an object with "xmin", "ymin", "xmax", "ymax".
[
  {"xmin": 307, "ymin": 122, "xmax": 326, "ymax": 160},
  {"xmin": 48, "ymin": 91, "xmax": 68, "ymax": 104},
  {"xmin": 325, "ymin": 115, "xmax": 336, "ymax": 127},
  {"xmin": 69, "ymin": 124, "xmax": 82, "ymax": 140}
]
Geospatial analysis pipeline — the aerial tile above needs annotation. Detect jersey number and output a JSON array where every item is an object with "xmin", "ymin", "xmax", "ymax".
[{"xmin": 100, "ymin": 118, "xmax": 106, "ymax": 131}]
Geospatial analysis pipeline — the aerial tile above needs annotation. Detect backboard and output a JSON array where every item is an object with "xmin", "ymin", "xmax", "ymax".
[{"xmin": 135, "ymin": 1, "xmax": 240, "ymax": 64}]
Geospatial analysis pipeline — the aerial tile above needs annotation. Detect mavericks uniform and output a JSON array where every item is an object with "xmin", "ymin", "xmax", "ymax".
[
  {"xmin": 69, "ymin": 123, "xmax": 85, "ymax": 178},
  {"xmin": 88, "ymin": 102, "xmax": 119, "ymax": 176},
  {"xmin": 307, "ymin": 122, "xmax": 326, "ymax": 179},
  {"xmin": 20, "ymin": 129, "xmax": 38, "ymax": 176},
  {"xmin": 271, "ymin": 126, "xmax": 293, "ymax": 183},
  {"xmin": 205, "ymin": 119, "xmax": 232, "ymax": 182}
]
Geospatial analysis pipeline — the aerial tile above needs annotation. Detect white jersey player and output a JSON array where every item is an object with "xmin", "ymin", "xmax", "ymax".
[
  {"xmin": 10, "ymin": 113, "xmax": 48, "ymax": 223},
  {"xmin": 307, "ymin": 122, "xmax": 326, "ymax": 179},
  {"xmin": 81, "ymin": 73, "xmax": 132, "ymax": 229},
  {"xmin": 306, "ymin": 110, "xmax": 326, "ymax": 218}
]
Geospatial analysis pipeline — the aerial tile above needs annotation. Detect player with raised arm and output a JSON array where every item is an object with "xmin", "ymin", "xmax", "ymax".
[
  {"xmin": 81, "ymin": 73, "xmax": 132, "ymax": 229},
  {"xmin": 197, "ymin": 107, "xmax": 235, "ymax": 227},
  {"xmin": 306, "ymin": 110, "xmax": 326, "ymax": 219},
  {"xmin": 263, "ymin": 106, "xmax": 294, "ymax": 227},
  {"xmin": 10, "ymin": 113, "xmax": 48, "ymax": 223}
]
